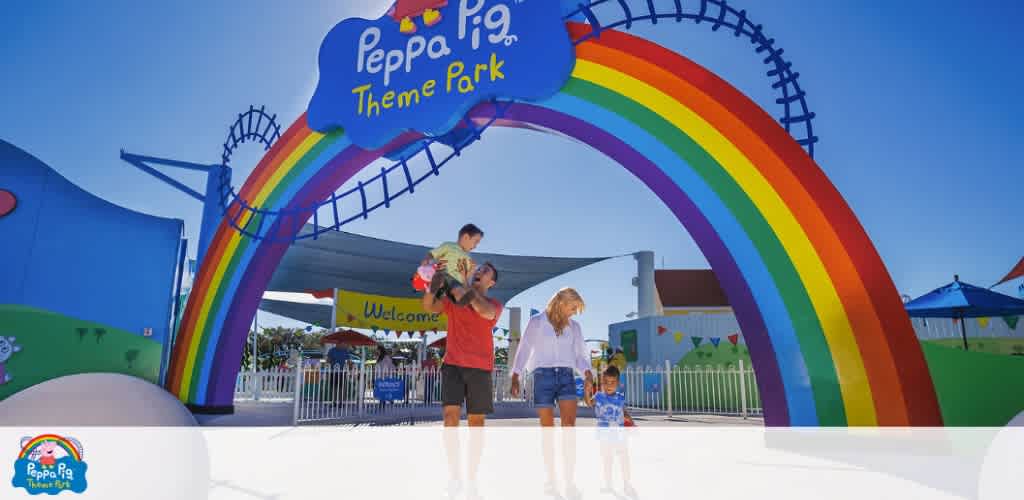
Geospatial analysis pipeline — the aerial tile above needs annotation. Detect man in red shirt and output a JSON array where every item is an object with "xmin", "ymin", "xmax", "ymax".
[{"xmin": 422, "ymin": 261, "xmax": 503, "ymax": 426}]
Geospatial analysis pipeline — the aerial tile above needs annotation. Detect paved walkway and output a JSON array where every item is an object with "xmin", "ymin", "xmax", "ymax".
[{"xmin": 198, "ymin": 401, "xmax": 763, "ymax": 427}]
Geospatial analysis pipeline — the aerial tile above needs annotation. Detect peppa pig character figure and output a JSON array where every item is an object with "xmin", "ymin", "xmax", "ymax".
[
  {"xmin": 389, "ymin": 0, "xmax": 448, "ymax": 34},
  {"xmin": 37, "ymin": 441, "xmax": 58, "ymax": 469},
  {"xmin": 0, "ymin": 336, "xmax": 22, "ymax": 385}
]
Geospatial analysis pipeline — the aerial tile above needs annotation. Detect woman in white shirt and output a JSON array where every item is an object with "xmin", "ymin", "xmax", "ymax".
[{"xmin": 510, "ymin": 288, "xmax": 594, "ymax": 426}]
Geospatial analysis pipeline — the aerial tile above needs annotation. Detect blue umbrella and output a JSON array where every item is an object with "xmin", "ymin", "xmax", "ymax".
[{"xmin": 904, "ymin": 275, "xmax": 1024, "ymax": 351}]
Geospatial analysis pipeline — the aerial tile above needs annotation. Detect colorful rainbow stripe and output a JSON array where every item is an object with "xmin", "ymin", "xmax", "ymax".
[
  {"xmin": 19, "ymin": 435, "xmax": 81, "ymax": 462},
  {"xmin": 167, "ymin": 25, "xmax": 942, "ymax": 426}
]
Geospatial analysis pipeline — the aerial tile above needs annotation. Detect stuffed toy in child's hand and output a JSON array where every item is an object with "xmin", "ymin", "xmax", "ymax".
[{"xmin": 411, "ymin": 263, "xmax": 438, "ymax": 292}]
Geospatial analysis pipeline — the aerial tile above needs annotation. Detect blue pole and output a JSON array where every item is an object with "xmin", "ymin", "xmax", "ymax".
[
  {"xmin": 196, "ymin": 165, "xmax": 231, "ymax": 266},
  {"xmin": 161, "ymin": 237, "xmax": 189, "ymax": 386}
]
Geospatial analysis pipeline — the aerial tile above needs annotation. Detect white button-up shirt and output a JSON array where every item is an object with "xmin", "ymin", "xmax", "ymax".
[{"xmin": 511, "ymin": 313, "xmax": 592, "ymax": 376}]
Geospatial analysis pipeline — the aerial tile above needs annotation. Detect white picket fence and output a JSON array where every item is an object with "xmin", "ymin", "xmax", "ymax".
[
  {"xmin": 911, "ymin": 316, "xmax": 1024, "ymax": 341},
  {"xmin": 618, "ymin": 360, "xmax": 762, "ymax": 418},
  {"xmin": 288, "ymin": 366, "xmax": 536, "ymax": 425},
  {"xmin": 234, "ymin": 368, "xmax": 296, "ymax": 401},
  {"xmin": 234, "ymin": 360, "xmax": 762, "ymax": 424}
]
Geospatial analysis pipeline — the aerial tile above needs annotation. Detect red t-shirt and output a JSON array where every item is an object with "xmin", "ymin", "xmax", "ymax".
[{"xmin": 443, "ymin": 297, "xmax": 502, "ymax": 371}]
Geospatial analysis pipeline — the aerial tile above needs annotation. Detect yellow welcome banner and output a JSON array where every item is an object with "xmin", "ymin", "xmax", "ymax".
[{"xmin": 335, "ymin": 290, "xmax": 447, "ymax": 332}]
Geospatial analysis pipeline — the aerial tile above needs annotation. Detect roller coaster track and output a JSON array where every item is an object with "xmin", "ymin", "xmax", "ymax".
[
  {"xmin": 223, "ymin": 0, "xmax": 818, "ymax": 243},
  {"xmin": 565, "ymin": 0, "xmax": 818, "ymax": 155}
]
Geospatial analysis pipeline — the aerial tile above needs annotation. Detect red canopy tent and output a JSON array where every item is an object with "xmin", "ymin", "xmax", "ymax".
[{"xmin": 320, "ymin": 329, "xmax": 378, "ymax": 347}]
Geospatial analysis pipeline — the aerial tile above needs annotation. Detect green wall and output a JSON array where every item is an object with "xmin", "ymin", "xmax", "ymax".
[{"xmin": 0, "ymin": 305, "xmax": 162, "ymax": 401}]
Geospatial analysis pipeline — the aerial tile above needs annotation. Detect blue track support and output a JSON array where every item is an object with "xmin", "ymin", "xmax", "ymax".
[
  {"xmin": 120, "ymin": 152, "xmax": 210, "ymax": 202},
  {"xmin": 197, "ymin": 165, "xmax": 231, "ymax": 265},
  {"xmin": 119, "ymin": 150, "xmax": 232, "ymax": 268}
]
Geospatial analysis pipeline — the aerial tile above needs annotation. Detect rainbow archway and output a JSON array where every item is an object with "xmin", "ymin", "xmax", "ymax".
[{"xmin": 167, "ymin": 25, "xmax": 943, "ymax": 426}]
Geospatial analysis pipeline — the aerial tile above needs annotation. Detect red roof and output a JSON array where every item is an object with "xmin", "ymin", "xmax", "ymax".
[
  {"xmin": 655, "ymin": 270, "xmax": 730, "ymax": 308},
  {"xmin": 320, "ymin": 329, "xmax": 378, "ymax": 347}
]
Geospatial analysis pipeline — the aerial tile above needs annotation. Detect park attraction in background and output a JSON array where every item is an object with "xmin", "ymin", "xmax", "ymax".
[
  {"xmin": 164, "ymin": 0, "xmax": 954, "ymax": 427},
  {"xmin": 2, "ymin": 0, "xmax": 1023, "ymax": 427}
]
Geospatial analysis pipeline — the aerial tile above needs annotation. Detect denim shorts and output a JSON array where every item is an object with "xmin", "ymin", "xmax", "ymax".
[{"xmin": 533, "ymin": 367, "xmax": 578, "ymax": 408}]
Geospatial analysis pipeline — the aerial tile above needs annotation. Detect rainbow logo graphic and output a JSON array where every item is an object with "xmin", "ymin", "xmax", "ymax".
[
  {"xmin": 168, "ymin": 23, "xmax": 943, "ymax": 427},
  {"xmin": 12, "ymin": 434, "xmax": 88, "ymax": 495}
]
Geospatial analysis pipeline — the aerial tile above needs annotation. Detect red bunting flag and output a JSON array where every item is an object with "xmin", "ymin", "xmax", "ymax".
[
  {"xmin": 307, "ymin": 289, "xmax": 333, "ymax": 299},
  {"xmin": 657, "ymin": 325, "xmax": 668, "ymax": 335},
  {"xmin": 419, "ymin": 330, "xmax": 426, "ymax": 337},
  {"xmin": 993, "ymin": 256, "xmax": 1024, "ymax": 287},
  {"xmin": 727, "ymin": 334, "xmax": 739, "ymax": 346}
]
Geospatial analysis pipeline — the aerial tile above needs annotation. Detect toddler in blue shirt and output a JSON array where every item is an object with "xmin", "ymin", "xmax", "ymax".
[{"xmin": 590, "ymin": 366, "xmax": 636, "ymax": 497}]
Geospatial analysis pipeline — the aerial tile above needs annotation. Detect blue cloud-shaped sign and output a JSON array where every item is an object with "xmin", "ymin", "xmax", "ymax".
[{"xmin": 308, "ymin": 0, "xmax": 576, "ymax": 150}]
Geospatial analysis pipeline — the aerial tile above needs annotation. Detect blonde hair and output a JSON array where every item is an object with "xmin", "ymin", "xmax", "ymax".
[{"xmin": 545, "ymin": 287, "xmax": 585, "ymax": 335}]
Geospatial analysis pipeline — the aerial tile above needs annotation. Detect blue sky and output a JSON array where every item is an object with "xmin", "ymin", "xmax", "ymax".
[{"xmin": 2, "ymin": 1, "xmax": 1022, "ymax": 341}]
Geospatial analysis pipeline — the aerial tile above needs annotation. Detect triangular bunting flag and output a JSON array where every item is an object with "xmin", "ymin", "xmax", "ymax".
[
  {"xmin": 432, "ymin": 329, "xmax": 438, "ymax": 334},
  {"xmin": 530, "ymin": 308, "xmax": 540, "ymax": 316},
  {"xmin": 384, "ymin": 329, "xmax": 391, "ymax": 335},
  {"xmin": 710, "ymin": 337, "xmax": 721, "ymax": 348},
  {"xmin": 419, "ymin": 330, "xmax": 427, "ymax": 337},
  {"xmin": 657, "ymin": 325, "xmax": 667, "ymax": 336},
  {"xmin": 673, "ymin": 332, "xmax": 683, "ymax": 344},
  {"xmin": 727, "ymin": 334, "xmax": 739, "ymax": 346},
  {"xmin": 503, "ymin": 328, "xmax": 509, "ymax": 335},
  {"xmin": 371, "ymin": 325, "xmax": 379, "ymax": 333},
  {"xmin": 492, "ymin": 327, "xmax": 500, "ymax": 333},
  {"xmin": 1003, "ymin": 316, "xmax": 1019, "ymax": 330},
  {"xmin": 691, "ymin": 336, "xmax": 703, "ymax": 348},
  {"xmin": 977, "ymin": 317, "xmax": 991, "ymax": 329}
]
